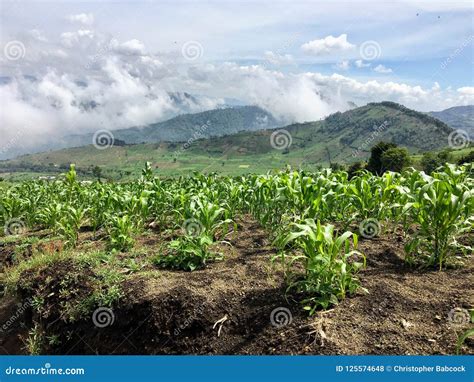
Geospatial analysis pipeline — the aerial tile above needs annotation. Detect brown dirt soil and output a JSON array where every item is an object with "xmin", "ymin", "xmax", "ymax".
[{"xmin": 0, "ymin": 216, "xmax": 473, "ymax": 355}]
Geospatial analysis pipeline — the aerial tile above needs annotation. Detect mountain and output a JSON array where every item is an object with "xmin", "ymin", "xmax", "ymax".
[
  {"xmin": 0, "ymin": 104, "xmax": 277, "ymax": 160},
  {"xmin": 58, "ymin": 105, "xmax": 279, "ymax": 149},
  {"xmin": 189, "ymin": 101, "xmax": 453, "ymax": 163},
  {"xmin": 428, "ymin": 105, "xmax": 474, "ymax": 137},
  {"xmin": 0, "ymin": 102, "xmax": 455, "ymax": 179},
  {"xmin": 106, "ymin": 105, "xmax": 278, "ymax": 143}
]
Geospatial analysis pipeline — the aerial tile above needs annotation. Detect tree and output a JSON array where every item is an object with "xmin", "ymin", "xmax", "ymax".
[
  {"xmin": 380, "ymin": 147, "xmax": 410, "ymax": 172},
  {"xmin": 421, "ymin": 150, "xmax": 453, "ymax": 174},
  {"xmin": 458, "ymin": 150, "xmax": 474, "ymax": 165},
  {"xmin": 366, "ymin": 141, "xmax": 397, "ymax": 175},
  {"xmin": 92, "ymin": 165, "xmax": 102, "ymax": 181},
  {"xmin": 347, "ymin": 161, "xmax": 365, "ymax": 179}
]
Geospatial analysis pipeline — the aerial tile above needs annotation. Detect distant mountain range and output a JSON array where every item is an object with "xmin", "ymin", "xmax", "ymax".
[
  {"xmin": 2, "ymin": 101, "xmax": 463, "ymax": 178},
  {"xmin": 428, "ymin": 105, "xmax": 474, "ymax": 138},
  {"xmin": 66, "ymin": 105, "xmax": 279, "ymax": 147},
  {"xmin": 189, "ymin": 101, "xmax": 454, "ymax": 163}
]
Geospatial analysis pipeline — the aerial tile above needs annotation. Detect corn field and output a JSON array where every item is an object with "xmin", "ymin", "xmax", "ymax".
[{"xmin": 1, "ymin": 163, "xmax": 473, "ymax": 315}]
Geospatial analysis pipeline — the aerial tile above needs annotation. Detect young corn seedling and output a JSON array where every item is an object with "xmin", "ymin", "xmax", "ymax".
[
  {"xmin": 404, "ymin": 177, "xmax": 473, "ymax": 269},
  {"xmin": 106, "ymin": 215, "xmax": 136, "ymax": 252},
  {"xmin": 153, "ymin": 234, "xmax": 219, "ymax": 271},
  {"xmin": 276, "ymin": 219, "xmax": 366, "ymax": 314}
]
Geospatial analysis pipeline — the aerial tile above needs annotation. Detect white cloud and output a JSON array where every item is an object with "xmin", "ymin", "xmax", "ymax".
[
  {"xmin": 354, "ymin": 59, "xmax": 371, "ymax": 68},
  {"xmin": 301, "ymin": 34, "xmax": 355, "ymax": 55},
  {"xmin": 263, "ymin": 51, "xmax": 294, "ymax": 65},
  {"xmin": 336, "ymin": 60, "xmax": 350, "ymax": 70},
  {"xmin": 113, "ymin": 39, "xmax": 146, "ymax": 56},
  {"xmin": 373, "ymin": 64, "xmax": 393, "ymax": 73},
  {"xmin": 0, "ymin": 23, "xmax": 473, "ymax": 159},
  {"xmin": 29, "ymin": 29, "xmax": 48, "ymax": 42},
  {"xmin": 67, "ymin": 13, "xmax": 94, "ymax": 26},
  {"xmin": 60, "ymin": 29, "xmax": 94, "ymax": 48},
  {"xmin": 457, "ymin": 86, "xmax": 474, "ymax": 95}
]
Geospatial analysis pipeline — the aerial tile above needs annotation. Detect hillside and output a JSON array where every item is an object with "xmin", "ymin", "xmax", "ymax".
[
  {"xmin": 0, "ymin": 102, "xmax": 455, "ymax": 179},
  {"xmin": 59, "ymin": 105, "xmax": 279, "ymax": 148},
  {"xmin": 429, "ymin": 105, "xmax": 474, "ymax": 137}
]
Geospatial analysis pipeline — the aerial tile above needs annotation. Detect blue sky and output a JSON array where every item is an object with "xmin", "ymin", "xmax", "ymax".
[{"xmin": 0, "ymin": 0, "xmax": 473, "ymax": 153}]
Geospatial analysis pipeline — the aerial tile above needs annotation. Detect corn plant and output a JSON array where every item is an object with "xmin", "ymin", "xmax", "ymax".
[
  {"xmin": 404, "ymin": 175, "xmax": 473, "ymax": 269},
  {"xmin": 56, "ymin": 206, "xmax": 86, "ymax": 248},
  {"xmin": 276, "ymin": 219, "xmax": 366, "ymax": 314},
  {"xmin": 106, "ymin": 215, "xmax": 136, "ymax": 252},
  {"xmin": 152, "ymin": 234, "xmax": 218, "ymax": 271}
]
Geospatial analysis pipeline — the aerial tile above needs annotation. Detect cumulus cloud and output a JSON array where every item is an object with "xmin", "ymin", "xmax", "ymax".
[
  {"xmin": 373, "ymin": 64, "xmax": 393, "ymax": 74},
  {"xmin": 263, "ymin": 51, "xmax": 294, "ymax": 65},
  {"xmin": 301, "ymin": 34, "xmax": 355, "ymax": 55},
  {"xmin": 457, "ymin": 86, "xmax": 474, "ymax": 95},
  {"xmin": 354, "ymin": 59, "xmax": 371, "ymax": 68},
  {"xmin": 1, "ymin": 23, "xmax": 473, "ymax": 159},
  {"xmin": 336, "ymin": 60, "xmax": 350, "ymax": 70},
  {"xmin": 67, "ymin": 13, "xmax": 94, "ymax": 25},
  {"xmin": 60, "ymin": 29, "xmax": 94, "ymax": 48},
  {"xmin": 112, "ymin": 39, "xmax": 146, "ymax": 56},
  {"xmin": 29, "ymin": 29, "xmax": 48, "ymax": 42}
]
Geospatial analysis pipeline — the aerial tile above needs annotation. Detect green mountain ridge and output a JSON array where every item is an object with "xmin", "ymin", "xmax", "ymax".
[
  {"xmin": 0, "ymin": 102, "xmax": 458, "ymax": 179},
  {"xmin": 428, "ymin": 105, "xmax": 474, "ymax": 137}
]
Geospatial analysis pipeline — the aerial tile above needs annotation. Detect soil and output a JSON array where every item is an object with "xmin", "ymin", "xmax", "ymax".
[{"xmin": 0, "ymin": 216, "xmax": 473, "ymax": 355}]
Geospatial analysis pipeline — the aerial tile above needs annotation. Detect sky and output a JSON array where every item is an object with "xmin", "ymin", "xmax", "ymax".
[{"xmin": 0, "ymin": 0, "xmax": 473, "ymax": 156}]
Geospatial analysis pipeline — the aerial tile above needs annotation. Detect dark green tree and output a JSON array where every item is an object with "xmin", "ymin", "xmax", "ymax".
[
  {"xmin": 347, "ymin": 161, "xmax": 365, "ymax": 179},
  {"xmin": 380, "ymin": 147, "xmax": 410, "ymax": 173},
  {"xmin": 92, "ymin": 165, "xmax": 102, "ymax": 181},
  {"xmin": 366, "ymin": 141, "xmax": 397, "ymax": 175},
  {"xmin": 457, "ymin": 150, "xmax": 474, "ymax": 165}
]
